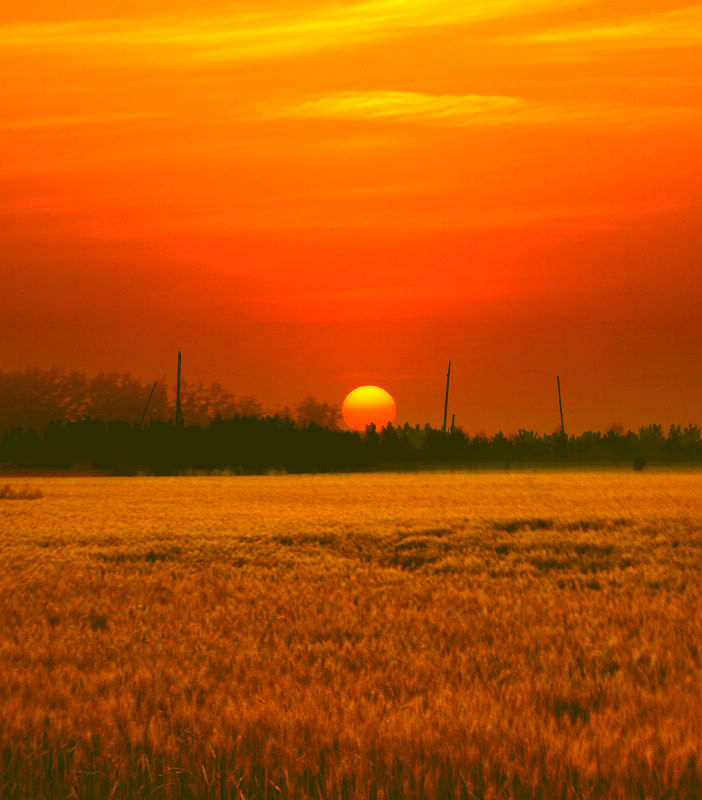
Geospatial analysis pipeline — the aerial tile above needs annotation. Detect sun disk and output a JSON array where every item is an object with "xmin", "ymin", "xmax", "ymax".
[{"xmin": 342, "ymin": 385, "xmax": 397, "ymax": 432}]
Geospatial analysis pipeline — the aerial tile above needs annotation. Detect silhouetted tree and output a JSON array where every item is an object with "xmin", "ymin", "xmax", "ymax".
[{"xmin": 294, "ymin": 397, "xmax": 341, "ymax": 430}]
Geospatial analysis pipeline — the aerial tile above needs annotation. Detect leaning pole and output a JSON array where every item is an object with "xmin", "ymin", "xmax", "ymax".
[
  {"xmin": 557, "ymin": 375, "xmax": 565, "ymax": 440},
  {"xmin": 556, "ymin": 374, "xmax": 567, "ymax": 462},
  {"xmin": 175, "ymin": 351, "xmax": 184, "ymax": 428},
  {"xmin": 139, "ymin": 381, "xmax": 158, "ymax": 430},
  {"xmin": 442, "ymin": 360, "xmax": 451, "ymax": 433}
]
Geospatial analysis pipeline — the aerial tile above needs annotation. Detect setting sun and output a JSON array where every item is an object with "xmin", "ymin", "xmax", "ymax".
[{"xmin": 342, "ymin": 385, "xmax": 397, "ymax": 432}]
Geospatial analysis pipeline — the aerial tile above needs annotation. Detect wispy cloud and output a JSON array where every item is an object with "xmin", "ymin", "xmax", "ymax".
[
  {"xmin": 266, "ymin": 90, "xmax": 699, "ymax": 128},
  {"xmin": 272, "ymin": 92, "xmax": 523, "ymax": 124},
  {"xmin": 516, "ymin": 4, "xmax": 702, "ymax": 47},
  {"xmin": 0, "ymin": 0, "xmax": 585, "ymax": 61},
  {"xmin": 0, "ymin": 112, "xmax": 162, "ymax": 132}
]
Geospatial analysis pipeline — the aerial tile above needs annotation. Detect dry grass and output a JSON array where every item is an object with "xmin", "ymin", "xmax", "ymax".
[
  {"xmin": 0, "ymin": 483, "xmax": 43, "ymax": 500},
  {"xmin": 1, "ymin": 471, "xmax": 701, "ymax": 799}
]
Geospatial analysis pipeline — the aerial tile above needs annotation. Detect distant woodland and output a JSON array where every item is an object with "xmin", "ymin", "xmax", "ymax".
[
  {"xmin": 1, "ymin": 368, "xmax": 701, "ymax": 473},
  {"xmin": 0, "ymin": 367, "xmax": 339, "ymax": 430}
]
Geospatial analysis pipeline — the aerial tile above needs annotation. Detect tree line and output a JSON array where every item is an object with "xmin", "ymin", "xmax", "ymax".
[
  {"xmin": 2, "ymin": 368, "xmax": 700, "ymax": 473},
  {"xmin": 1, "ymin": 417, "xmax": 701, "ymax": 474},
  {"xmin": 0, "ymin": 368, "xmax": 339, "ymax": 431}
]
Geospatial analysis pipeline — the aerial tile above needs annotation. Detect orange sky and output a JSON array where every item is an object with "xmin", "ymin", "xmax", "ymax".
[{"xmin": 2, "ymin": 0, "xmax": 701, "ymax": 432}]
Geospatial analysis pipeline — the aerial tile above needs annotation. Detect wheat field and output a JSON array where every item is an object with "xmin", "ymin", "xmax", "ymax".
[{"xmin": 1, "ymin": 471, "xmax": 701, "ymax": 799}]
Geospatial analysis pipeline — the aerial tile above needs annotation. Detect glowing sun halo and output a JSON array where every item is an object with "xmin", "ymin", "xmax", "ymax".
[{"xmin": 342, "ymin": 385, "xmax": 397, "ymax": 432}]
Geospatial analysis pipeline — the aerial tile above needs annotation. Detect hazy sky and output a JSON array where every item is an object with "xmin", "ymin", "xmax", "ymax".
[{"xmin": 2, "ymin": 0, "xmax": 701, "ymax": 432}]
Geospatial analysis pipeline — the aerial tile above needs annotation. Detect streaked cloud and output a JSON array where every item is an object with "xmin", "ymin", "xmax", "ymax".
[
  {"xmin": 0, "ymin": 0, "xmax": 585, "ymax": 61},
  {"xmin": 272, "ymin": 92, "xmax": 523, "ymax": 124},
  {"xmin": 517, "ymin": 4, "xmax": 702, "ymax": 47},
  {"xmin": 267, "ymin": 90, "xmax": 699, "ymax": 128}
]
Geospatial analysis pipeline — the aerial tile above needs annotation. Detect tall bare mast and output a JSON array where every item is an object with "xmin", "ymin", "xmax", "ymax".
[
  {"xmin": 557, "ymin": 375, "xmax": 565, "ymax": 440},
  {"xmin": 175, "ymin": 351, "xmax": 184, "ymax": 428},
  {"xmin": 442, "ymin": 360, "xmax": 451, "ymax": 433}
]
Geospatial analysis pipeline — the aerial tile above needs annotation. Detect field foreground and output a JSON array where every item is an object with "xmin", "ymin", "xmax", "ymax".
[{"xmin": 1, "ymin": 471, "xmax": 701, "ymax": 799}]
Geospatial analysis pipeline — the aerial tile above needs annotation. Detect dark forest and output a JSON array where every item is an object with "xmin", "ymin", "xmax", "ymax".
[{"xmin": 1, "ymin": 369, "xmax": 700, "ymax": 473}]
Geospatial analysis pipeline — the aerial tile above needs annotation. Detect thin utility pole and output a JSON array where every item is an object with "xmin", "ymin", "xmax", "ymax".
[
  {"xmin": 442, "ymin": 360, "xmax": 451, "ymax": 433},
  {"xmin": 175, "ymin": 351, "xmax": 184, "ymax": 427},
  {"xmin": 451, "ymin": 413, "xmax": 455, "ymax": 434},
  {"xmin": 557, "ymin": 375, "xmax": 565, "ymax": 440},
  {"xmin": 139, "ymin": 381, "xmax": 158, "ymax": 429}
]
